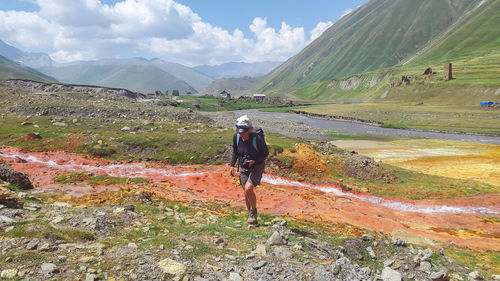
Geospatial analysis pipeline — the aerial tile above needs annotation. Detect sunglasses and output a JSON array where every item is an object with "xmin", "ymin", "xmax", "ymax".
[{"xmin": 236, "ymin": 125, "xmax": 249, "ymax": 129}]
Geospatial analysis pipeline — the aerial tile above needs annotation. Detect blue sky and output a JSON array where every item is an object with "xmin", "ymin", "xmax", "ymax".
[{"xmin": 0, "ymin": 0, "xmax": 367, "ymax": 65}]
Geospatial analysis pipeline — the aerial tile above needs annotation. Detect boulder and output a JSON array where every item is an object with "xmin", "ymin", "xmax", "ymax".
[
  {"xmin": 157, "ymin": 258, "xmax": 186, "ymax": 276},
  {"xmin": 267, "ymin": 231, "xmax": 284, "ymax": 246},
  {"xmin": 381, "ymin": 267, "xmax": 402, "ymax": 281},
  {"xmin": 430, "ymin": 270, "xmax": 449, "ymax": 281},
  {"xmin": 0, "ymin": 165, "xmax": 33, "ymax": 189},
  {"xmin": 0, "ymin": 185, "xmax": 23, "ymax": 208}
]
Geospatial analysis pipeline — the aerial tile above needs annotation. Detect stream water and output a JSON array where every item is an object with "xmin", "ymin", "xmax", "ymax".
[
  {"xmin": 1, "ymin": 149, "xmax": 497, "ymax": 215},
  {"xmin": 231, "ymin": 109, "xmax": 500, "ymax": 145},
  {"xmin": 1, "ymin": 147, "xmax": 499, "ymax": 250}
]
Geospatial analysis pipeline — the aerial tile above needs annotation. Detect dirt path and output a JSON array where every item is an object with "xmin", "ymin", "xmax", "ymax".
[{"xmin": 2, "ymin": 147, "xmax": 499, "ymax": 251}]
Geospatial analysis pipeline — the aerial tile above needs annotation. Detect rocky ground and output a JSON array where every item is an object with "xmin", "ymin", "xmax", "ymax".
[
  {"xmin": 0, "ymin": 160, "xmax": 495, "ymax": 281},
  {"xmin": 2, "ymin": 182, "xmax": 490, "ymax": 281}
]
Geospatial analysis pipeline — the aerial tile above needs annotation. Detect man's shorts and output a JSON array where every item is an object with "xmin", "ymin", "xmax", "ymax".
[{"xmin": 239, "ymin": 161, "xmax": 265, "ymax": 189}]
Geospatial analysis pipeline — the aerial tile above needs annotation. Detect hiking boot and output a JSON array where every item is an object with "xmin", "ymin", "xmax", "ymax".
[{"xmin": 246, "ymin": 208, "xmax": 258, "ymax": 225}]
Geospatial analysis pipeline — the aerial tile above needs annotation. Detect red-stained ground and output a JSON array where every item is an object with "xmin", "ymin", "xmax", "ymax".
[{"xmin": 1, "ymin": 146, "xmax": 499, "ymax": 251}]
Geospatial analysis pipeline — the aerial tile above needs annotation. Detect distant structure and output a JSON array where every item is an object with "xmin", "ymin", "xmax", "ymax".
[
  {"xmin": 253, "ymin": 94, "xmax": 266, "ymax": 102},
  {"xmin": 444, "ymin": 63, "xmax": 452, "ymax": 80},
  {"xmin": 219, "ymin": 90, "xmax": 231, "ymax": 99}
]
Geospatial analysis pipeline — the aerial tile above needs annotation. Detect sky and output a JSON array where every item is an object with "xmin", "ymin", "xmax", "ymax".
[{"xmin": 0, "ymin": 0, "xmax": 367, "ymax": 66}]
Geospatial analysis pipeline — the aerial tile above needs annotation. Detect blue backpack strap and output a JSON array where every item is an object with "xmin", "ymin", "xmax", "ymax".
[
  {"xmin": 252, "ymin": 136, "xmax": 259, "ymax": 152},
  {"xmin": 236, "ymin": 134, "xmax": 240, "ymax": 146}
]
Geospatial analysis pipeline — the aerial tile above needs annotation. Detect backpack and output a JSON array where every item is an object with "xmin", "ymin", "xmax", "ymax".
[{"xmin": 236, "ymin": 127, "xmax": 265, "ymax": 152}]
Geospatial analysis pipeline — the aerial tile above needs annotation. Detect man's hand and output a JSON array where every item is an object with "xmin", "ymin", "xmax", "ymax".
[
  {"xmin": 247, "ymin": 160, "xmax": 255, "ymax": 167},
  {"xmin": 229, "ymin": 166, "xmax": 239, "ymax": 177}
]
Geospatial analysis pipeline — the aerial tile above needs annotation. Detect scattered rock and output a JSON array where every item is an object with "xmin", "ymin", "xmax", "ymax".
[
  {"xmin": 52, "ymin": 122, "xmax": 67, "ymax": 127},
  {"xmin": 26, "ymin": 239, "xmax": 39, "ymax": 250},
  {"xmin": 468, "ymin": 271, "xmax": 482, "ymax": 280},
  {"xmin": 267, "ymin": 231, "xmax": 283, "ymax": 246},
  {"xmin": 0, "ymin": 165, "xmax": 34, "ymax": 189},
  {"xmin": 332, "ymin": 263, "xmax": 341, "ymax": 275},
  {"xmin": 419, "ymin": 261, "xmax": 432, "ymax": 272},
  {"xmin": 252, "ymin": 244, "xmax": 267, "ymax": 256},
  {"xmin": 0, "ymin": 215, "xmax": 16, "ymax": 224},
  {"xmin": 273, "ymin": 247, "xmax": 293, "ymax": 259},
  {"xmin": 123, "ymin": 204, "xmax": 135, "ymax": 212},
  {"xmin": 252, "ymin": 261, "xmax": 267, "ymax": 270},
  {"xmin": 1, "ymin": 269, "xmax": 18, "ymax": 278},
  {"xmin": 344, "ymin": 154, "xmax": 396, "ymax": 183},
  {"xmin": 52, "ymin": 202, "xmax": 71, "ymax": 207},
  {"xmin": 121, "ymin": 126, "xmax": 131, "ymax": 131},
  {"xmin": 51, "ymin": 216, "xmax": 65, "ymax": 224},
  {"xmin": 381, "ymin": 267, "xmax": 402, "ymax": 281},
  {"xmin": 392, "ymin": 238, "xmax": 407, "ymax": 247},
  {"xmin": 228, "ymin": 272, "xmax": 243, "ymax": 281},
  {"xmin": 430, "ymin": 270, "xmax": 449, "ymax": 281},
  {"xmin": 40, "ymin": 263, "xmax": 59, "ymax": 275},
  {"xmin": 158, "ymin": 258, "xmax": 186, "ymax": 276},
  {"xmin": 366, "ymin": 246, "xmax": 376, "ymax": 258},
  {"xmin": 362, "ymin": 234, "xmax": 375, "ymax": 241}
]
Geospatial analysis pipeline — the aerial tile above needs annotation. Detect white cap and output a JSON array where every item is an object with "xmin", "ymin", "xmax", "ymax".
[{"xmin": 236, "ymin": 115, "xmax": 252, "ymax": 132}]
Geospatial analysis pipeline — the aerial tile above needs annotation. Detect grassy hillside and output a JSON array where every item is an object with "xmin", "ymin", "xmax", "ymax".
[
  {"xmin": 38, "ymin": 64, "xmax": 196, "ymax": 94},
  {"xmin": 199, "ymin": 76, "xmax": 264, "ymax": 96},
  {"xmin": 408, "ymin": 0, "xmax": 500, "ymax": 65},
  {"xmin": 0, "ymin": 55, "xmax": 56, "ymax": 82},
  {"xmin": 256, "ymin": 0, "xmax": 482, "ymax": 95}
]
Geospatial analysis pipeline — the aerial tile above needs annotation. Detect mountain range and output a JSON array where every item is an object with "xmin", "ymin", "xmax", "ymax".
[
  {"xmin": 0, "ymin": 40, "xmax": 281, "ymax": 94},
  {"xmin": 194, "ymin": 61, "xmax": 282, "ymax": 79},
  {"xmin": 256, "ymin": 0, "xmax": 499, "ymax": 100}
]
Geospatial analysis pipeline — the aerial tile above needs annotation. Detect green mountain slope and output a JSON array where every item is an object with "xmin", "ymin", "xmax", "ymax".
[
  {"xmin": 149, "ymin": 59, "xmax": 213, "ymax": 92},
  {"xmin": 257, "ymin": 0, "xmax": 482, "ymax": 94},
  {"xmin": 0, "ymin": 55, "xmax": 56, "ymax": 82},
  {"xmin": 38, "ymin": 64, "xmax": 196, "ymax": 94},
  {"xmin": 408, "ymin": 0, "xmax": 500, "ymax": 64}
]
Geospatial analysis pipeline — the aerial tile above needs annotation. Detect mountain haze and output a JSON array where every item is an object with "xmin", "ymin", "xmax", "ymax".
[
  {"xmin": 38, "ymin": 64, "xmax": 196, "ymax": 94},
  {"xmin": 68, "ymin": 58, "xmax": 213, "ymax": 92},
  {"xmin": 194, "ymin": 61, "xmax": 282, "ymax": 79},
  {"xmin": 199, "ymin": 76, "xmax": 264, "ymax": 96},
  {"xmin": 0, "ymin": 40, "xmax": 54, "ymax": 68},
  {"xmin": 257, "ymin": 0, "xmax": 484, "ymax": 94},
  {"xmin": 0, "ymin": 54, "xmax": 56, "ymax": 82}
]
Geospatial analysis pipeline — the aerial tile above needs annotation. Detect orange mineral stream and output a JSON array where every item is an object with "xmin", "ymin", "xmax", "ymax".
[{"xmin": 1, "ymin": 147, "xmax": 499, "ymax": 251}]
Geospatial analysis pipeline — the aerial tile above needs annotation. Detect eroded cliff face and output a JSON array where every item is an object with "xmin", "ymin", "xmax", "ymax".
[{"xmin": 0, "ymin": 79, "xmax": 144, "ymax": 99}]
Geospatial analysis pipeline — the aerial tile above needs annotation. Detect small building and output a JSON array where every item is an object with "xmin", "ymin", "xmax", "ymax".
[
  {"xmin": 444, "ymin": 63, "xmax": 452, "ymax": 80},
  {"xmin": 219, "ymin": 90, "xmax": 231, "ymax": 99},
  {"xmin": 253, "ymin": 94, "xmax": 266, "ymax": 102}
]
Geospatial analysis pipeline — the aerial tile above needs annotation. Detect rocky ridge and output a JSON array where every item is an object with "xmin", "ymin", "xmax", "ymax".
[{"xmin": 0, "ymin": 79, "xmax": 144, "ymax": 99}]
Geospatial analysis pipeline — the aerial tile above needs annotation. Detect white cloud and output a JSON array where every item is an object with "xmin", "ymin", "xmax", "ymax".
[
  {"xmin": 310, "ymin": 21, "xmax": 333, "ymax": 42},
  {"xmin": 340, "ymin": 8, "xmax": 353, "ymax": 19},
  {"xmin": 0, "ymin": 0, "xmax": 335, "ymax": 65}
]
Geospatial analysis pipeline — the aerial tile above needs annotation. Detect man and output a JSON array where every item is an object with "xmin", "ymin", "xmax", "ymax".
[{"xmin": 229, "ymin": 115, "xmax": 269, "ymax": 225}]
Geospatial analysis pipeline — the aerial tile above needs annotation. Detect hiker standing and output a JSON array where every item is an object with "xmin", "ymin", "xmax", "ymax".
[{"xmin": 229, "ymin": 115, "xmax": 269, "ymax": 225}]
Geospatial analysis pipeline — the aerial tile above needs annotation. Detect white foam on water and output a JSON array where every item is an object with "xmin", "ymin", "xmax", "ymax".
[
  {"xmin": 2, "ymin": 151, "xmax": 497, "ymax": 215},
  {"xmin": 262, "ymin": 175, "xmax": 499, "ymax": 215},
  {"xmin": 0, "ymin": 152, "xmax": 214, "ymax": 180}
]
